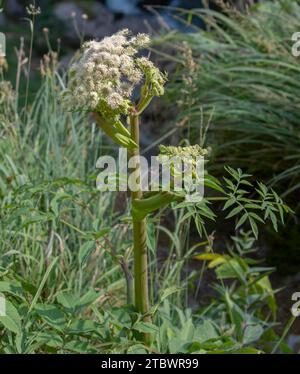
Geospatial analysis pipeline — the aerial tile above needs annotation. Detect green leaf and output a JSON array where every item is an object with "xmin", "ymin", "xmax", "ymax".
[
  {"xmin": 132, "ymin": 192, "xmax": 181, "ymax": 220},
  {"xmin": 223, "ymin": 197, "xmax": 236, "ymax": 211},
  {"xmin": 204, "ymin": 175, "xmax": 225, "ymax": 193},
  {"xmin": 50, "ymin": 192, "xmax": 71, "ymax": 217},
  {"xmin": 56, "ymin": 289, "xmax": 99, "ymax": 313},
  {"xmin": 94, "ymin": 112, "xmax": 138, "ymax": 149},
  {"xmin": 115, "ymin": 133, "xmax": 138, "ymax": 149},
  {"xmin": 239, "ymin": 180, "xmax": 252, "ymax": 187},
  {"xmin": 146, "ymin": 222, "xmax": 156, "ymax": 254},
  {"xmin": 78, "ymin": 241, "xmax": 95, "ymax": 266},
  {"xmin": 245, "ymin": 203, "xmax": 262, "ymax": 209},
  {"xmin": 195, "ymin": 253, "xmax": 223, "ymax": 261},
  {"xmin": 224, "ymin": 292, "xmax": 244, "ymax": 338},
  {"xmin": 133, "ymin": 321, "xmax": 159, "ymax": 334},
  {"xmin": 194, "ymin": 320, "xmax": 219, "ymax": 343},
  {"xmin": 67, "ymin": 319, "xmax": 99, "ymax": 334},
  {"xmin": 0, "ymin": 281, "xmax": 25, "ymax": 300},
  {"xmin": 34, "ymin": 332, "xmax": 63, "ymax": 348},
  {"xmin": 22, "ymin": 212, "xmax": 54, "ymax": 227},
  {"xmin": 28, "ymin": 257, "xmax": 58, "ymax": 314},
  {"xmin": 215, "ymin": 259, "xmax": 245, "ymax": 280},
  {"xmin": 226, "ymin": 205, "xmax": 243, "ymax": 219},
  {"xmin": 35, "ymin": 304, "xmax": 66, "ymax": 331},
  {"xmin": 114, "ymin": 119, "xmax": 131, "ymax": 137},
  {"xmin": 77, "ymin": 289, "xmax": 99, "ymax": 310},
  {"xmin": 235, "ymin": 212, "xmax": 248, "ymax": 229},
  {"xmin": 149, "ymin": 286, "xmax": 181, "ymax": 316},
  {"xmin": 230, "ymin": 347, "xmax": 262, "ymax": 354},
  {"xmin": 160, "ymin": 286, "xmax": 181, "ymax": 302},
  {"xmin": 56, "ymin": 290, "xmax": 78, "ymax": 311},
  {"xmin": 168, "ymin": 336, "xmax": 187, "ymax": 354},
  {"xmin": 198, "ymin": 203, "xmax": 216, "ymax": 220},
  {"xmin": 243, "ymin": 325, "xmax": 264, "ymax": 345},
  {"xmin": 249, "ymin": 212, "xmax": 264, "ymax": 223},
  {"xmin": 249, "ymin": 217, "xmax": 258, "ymax": 238},
  {"xmin": 225, "ymin": 166, "xmax": 240, "ymax": 181},
  {"xmin": 269, "ymin": 211, "xmax": 278, "ymax": 232},
  {"xmin": 127, "ymin": 344, "xmax": 148, "ymax": 354},
  {"xmin": 0, "ymin": 300, "xmax": 22, "ymax": 334},
  {"xmin": 223, "ymin": 177, "xmax": 235, "ymax": 191},
  {"xmin": 64, "ymin": 340, "xmax": 97, "ymax": 353}
]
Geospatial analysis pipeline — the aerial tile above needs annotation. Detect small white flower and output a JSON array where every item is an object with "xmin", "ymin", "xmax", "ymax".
[
  {"xmin": 107, "ymin": 92, "xmax": 123, "ymax": 109},
  {"xmin": 86, "ymin": 62, "xmax": 95, "ymax": 74},
  {"xmin": 89, "ymin": 92, "xmax": 99, "ymax": 108}
]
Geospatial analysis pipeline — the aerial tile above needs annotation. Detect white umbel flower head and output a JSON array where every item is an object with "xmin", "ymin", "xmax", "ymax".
[{"xmin": 63, "ymin": 29, "xmax": 166, "ymax": 120}]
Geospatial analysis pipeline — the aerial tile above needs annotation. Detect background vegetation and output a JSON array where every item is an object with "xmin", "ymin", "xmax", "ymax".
[{"xmin": 0, "ymin": 0, "xmax": 299, "ymax": 353}]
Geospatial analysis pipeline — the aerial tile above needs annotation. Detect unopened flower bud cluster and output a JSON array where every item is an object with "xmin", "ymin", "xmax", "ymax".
[
  {"xmin": 158, "ymin": 145, "xmax": 207, "ymax": 180},
  {"xmin": 159, "ymin": 145, "xmax": 208, "ymax": 159}
]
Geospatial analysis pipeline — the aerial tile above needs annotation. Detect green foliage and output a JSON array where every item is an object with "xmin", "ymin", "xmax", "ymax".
[
  {"xmin": 165, "ymin": 1, "xmax": 300, "ymax": 205},
  {"xmin": 191, "ymin": 231, "xmax": 278, "ymax": 353},
  {"xmin": 0, "ymin": 274, "xmax": 121, "ymax": 353},
  {"xmin": 0, "ymin": 14, "xmax": 294, "ymax": 353},
  {"xmin": 172, "ymin": 166, "xmax": 290, "ymax": 240},
  {"xmin": 0, "ymin": 70, "xmax": 131, "ymax": 352},
  {"xmin": 148, "ymin": 231, "xmax": 280, "ymax": 354}
]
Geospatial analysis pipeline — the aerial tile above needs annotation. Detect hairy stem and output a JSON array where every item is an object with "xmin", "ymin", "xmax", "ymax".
[{"xmin": 130, "ymin": 114, "xmax": 151, "ymax": 344}]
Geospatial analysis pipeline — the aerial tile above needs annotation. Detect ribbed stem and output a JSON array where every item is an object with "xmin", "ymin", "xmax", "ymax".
[{"xmin": 129, "ymin": 114, "xmax": 151, "ymax": 344}]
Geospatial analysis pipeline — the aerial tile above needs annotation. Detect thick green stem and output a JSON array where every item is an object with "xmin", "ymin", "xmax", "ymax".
[{"xmin": 129, "ymin": 114, "xmax": 151, "ymax": 343}]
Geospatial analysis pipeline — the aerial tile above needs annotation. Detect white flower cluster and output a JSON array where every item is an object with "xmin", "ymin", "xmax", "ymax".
[{"xmin": 63, "ymin": 29, "xmax": 166, "ymax": 119}]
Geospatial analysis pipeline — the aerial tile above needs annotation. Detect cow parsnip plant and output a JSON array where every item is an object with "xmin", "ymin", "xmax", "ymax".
[
  {"xmin": 62, "ymin": 29, "xmax": 291, "ymax": 345},
  {"xmin": 63, "ymin": 29, "xmax": 168, "ymax": 343}
]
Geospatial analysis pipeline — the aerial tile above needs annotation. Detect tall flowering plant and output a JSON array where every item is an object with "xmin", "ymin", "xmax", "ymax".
[
  {"xmin": 63, "ymin": 29, "xmax": 167, "ymax": 343},
  {"xmin": 63, "ymin": 29, "xmax": 291, "ymax": 346}
]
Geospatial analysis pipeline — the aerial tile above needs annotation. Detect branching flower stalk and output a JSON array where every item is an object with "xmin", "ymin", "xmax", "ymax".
[{"xmin": 63, "ymin": 29, "xmax": 166, "ymax": 343}]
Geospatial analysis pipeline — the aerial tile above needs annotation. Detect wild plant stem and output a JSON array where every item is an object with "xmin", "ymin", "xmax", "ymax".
[
  {"xmin": 271, "ymin": 315, "xmax": 296, "ymax": 354},
  {"xmin": 130, "ymin": 114, "xmax": 151, "ymax": 344},
  {"xmin": 120, "ymin": 258, "xmax": 134, "ymax": 305},
  {"xmin": 25, "ymin": 13, "xmax": 35, "ymax": 110}
]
